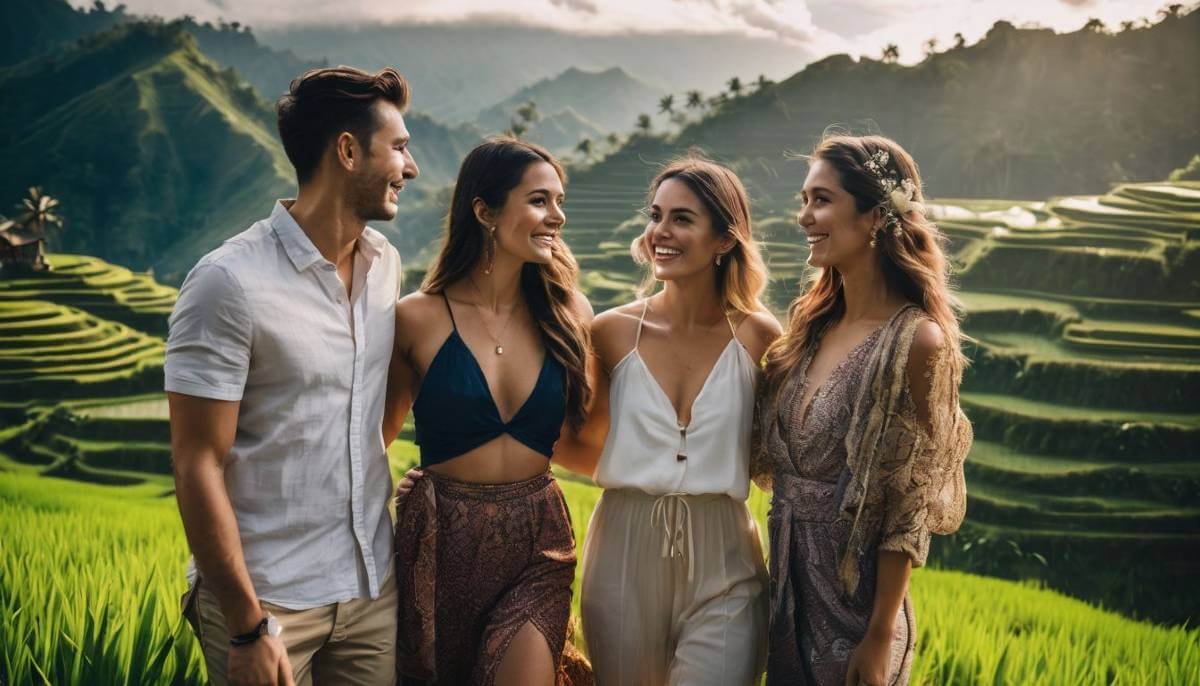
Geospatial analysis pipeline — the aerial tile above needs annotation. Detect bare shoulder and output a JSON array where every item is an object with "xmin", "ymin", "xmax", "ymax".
[
  {"xmin": 591, "ymin": 301, "xmax": 646, "ymax": 369},
  {"xmin": 568, "ymin": 289, "xmax": 595, "ymax": 325},
  {"xmin": 909, "ymin": 319, "xmax": 945, "ymax": 361},
  {"xmin": 906, "ymin": 318, "xmax": 946, "ymax": 379},
  {"xmin": 395, "ymin": 291, "xmax": 448, "ymax": 346},
  {"xmin": 735, "ymin": 309, "xmax": 784, "ymax": 362}
]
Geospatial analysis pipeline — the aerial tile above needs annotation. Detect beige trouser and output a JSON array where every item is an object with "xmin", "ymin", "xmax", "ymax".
[
  {"xmin": 182, "ymin": 571, "xmax": 397, "ymax": 686},
  {"xmin": 581, "ymin": 489, "xmax": 769, "ymax": 685}
]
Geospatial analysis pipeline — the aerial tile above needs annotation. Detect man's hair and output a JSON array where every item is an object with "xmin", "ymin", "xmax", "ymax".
[{"xmin": 276, "ymin": 66, "xmax": 410, "ymax": 184}]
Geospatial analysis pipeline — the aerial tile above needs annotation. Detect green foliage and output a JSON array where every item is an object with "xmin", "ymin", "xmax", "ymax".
[
  {"xmin": 567, "ymin": 10, "xmax": 1200, "ymax": 222},
  {"xmin": 2, "ymin": 453, "xmax": 1198, "ymax": 685},
  {"xmin": 0, "ymin": 22, "xmax": 294, "ymax": 282}
]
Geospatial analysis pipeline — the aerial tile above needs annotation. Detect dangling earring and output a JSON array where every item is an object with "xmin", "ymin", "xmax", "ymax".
[
  {"xmin": 715, "ymin": 253, "xmax": 723, "ymax": 267},
  {"xmin": 484, "ymin": 226, "xmax": 497, "ymax": 275}
]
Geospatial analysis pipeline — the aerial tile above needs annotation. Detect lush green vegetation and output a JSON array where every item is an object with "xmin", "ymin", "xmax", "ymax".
[{"xmin": 4, "ymin": 446, "xmax": 1198, "ymax": 686}]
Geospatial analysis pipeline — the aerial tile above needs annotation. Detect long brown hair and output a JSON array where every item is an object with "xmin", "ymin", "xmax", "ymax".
[
  {"xmin": 631, "ymin": 156, "xmax": 769, "ymax": 315},
  {"xmin": 763, "ymin": 133, "xmax": 965, "ymax": 393},
  {"xmin": 423, "ymin": 137, "xmax": 591, "ymax": 431}
]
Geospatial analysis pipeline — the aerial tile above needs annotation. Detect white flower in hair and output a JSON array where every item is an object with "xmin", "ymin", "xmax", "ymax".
[{"xmin": 889, "ymin": 178, "xmax": 925, "ymax": 215}]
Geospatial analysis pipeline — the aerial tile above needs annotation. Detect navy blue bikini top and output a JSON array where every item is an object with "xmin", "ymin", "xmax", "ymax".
[{"xmin": 412, "ymin": 293, "xmax": 566, "ymax": 467}]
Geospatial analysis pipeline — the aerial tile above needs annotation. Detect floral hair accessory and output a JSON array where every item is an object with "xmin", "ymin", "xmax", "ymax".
[{"xmin": 863, "ymin": 149, "xmax": 925, "ymax": 238}]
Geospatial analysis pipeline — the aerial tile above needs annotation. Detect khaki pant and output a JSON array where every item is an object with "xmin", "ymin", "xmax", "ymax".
[{"xmin": 182, "ymin": 572, "xmax": 398, "ymax": 686}]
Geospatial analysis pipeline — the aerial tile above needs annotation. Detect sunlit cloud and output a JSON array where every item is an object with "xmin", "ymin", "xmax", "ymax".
[{"xmin": 69, "ymin": 0, "xmax": 1174, "ymax": 59}]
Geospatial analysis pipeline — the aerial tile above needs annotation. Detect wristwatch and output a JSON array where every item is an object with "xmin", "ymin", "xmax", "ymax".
[{"xmin": 230, "ymin": 614, "xmax": 282, "ymax": 646}]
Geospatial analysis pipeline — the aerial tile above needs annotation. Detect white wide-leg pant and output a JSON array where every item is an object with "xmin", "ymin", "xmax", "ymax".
[{"xmin": 581, "ymin": 489, "xmax": 769, "ymax": 685}]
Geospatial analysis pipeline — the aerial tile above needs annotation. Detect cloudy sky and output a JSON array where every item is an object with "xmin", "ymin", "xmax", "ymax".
[{"xmin": 74, "ymin": 0, "xmax": 1176, "ymax": 62}]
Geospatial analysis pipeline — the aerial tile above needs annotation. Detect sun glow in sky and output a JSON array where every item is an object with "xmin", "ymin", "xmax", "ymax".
[{"xmin": 73, "ymin": 0, "xmax": 1175, "ymax": 62}]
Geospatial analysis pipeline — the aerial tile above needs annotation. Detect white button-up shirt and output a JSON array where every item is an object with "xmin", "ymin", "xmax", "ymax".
[{"xmin": 165, "ymin": 200, "xmax": 400, "ymax": 609}]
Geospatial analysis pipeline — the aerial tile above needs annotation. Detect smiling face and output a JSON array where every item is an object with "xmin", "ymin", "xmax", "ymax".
[
  {"xmin": 642, "ymin": 177, "xmax": 732, "ymax": 282},
  {"xmin": 797, "ymin": 158, "xmax": 878, "ymax": 270},
  {"xmin": 347, "ymin": 101, "xmax": 420, "ymax": 222},
  {"xmin": 487, "ymin": 161, "xmax": 566, "ymax": 265}
]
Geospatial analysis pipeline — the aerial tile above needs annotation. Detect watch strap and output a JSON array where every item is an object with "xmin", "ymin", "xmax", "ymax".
[{"xmin": 229, "ymin": 617, "xmax": 269, "ymax": 646}]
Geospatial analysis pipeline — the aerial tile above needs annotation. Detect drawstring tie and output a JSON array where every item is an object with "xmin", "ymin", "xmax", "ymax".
[{"xmin": 650, "ymin": 493, "xmax": 696, "ymax": 583}]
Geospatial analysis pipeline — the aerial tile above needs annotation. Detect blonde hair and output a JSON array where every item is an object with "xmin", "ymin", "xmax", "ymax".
[
  {"xmin": 631, "ymin": 156, "xmax": 769, "ymax": 315},
  {"xmin": 763, "ymin": 134, "xmax": 966, "ymax": 393}
]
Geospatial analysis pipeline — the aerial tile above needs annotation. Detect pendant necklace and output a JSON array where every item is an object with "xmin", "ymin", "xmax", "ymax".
[{"xmin": 466, "ymin": 275, "xmax": 519, "ymax": 355}]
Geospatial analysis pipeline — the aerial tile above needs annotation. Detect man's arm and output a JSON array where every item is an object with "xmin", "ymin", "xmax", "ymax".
[
  {"xmin": 169, "ymin": 393, "xmax": 292, "ymax": 685},
  {"xmin": 170, "ymin": 393, "xmax": 259, "ymax": 631}
]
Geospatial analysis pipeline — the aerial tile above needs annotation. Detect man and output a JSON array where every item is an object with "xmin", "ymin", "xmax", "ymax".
[{"xmin": 167, "ymin": 65, "xmax": 419, "ymax": 685}]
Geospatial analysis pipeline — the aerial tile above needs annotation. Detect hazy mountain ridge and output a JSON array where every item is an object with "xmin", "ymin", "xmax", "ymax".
[
  {"xmin": 476, "ymin": 66, "xmax": 662, "ymax": 134},
  {"xmin": 258, "ymin": 23, "xmax": 813, "ymax": 123}
]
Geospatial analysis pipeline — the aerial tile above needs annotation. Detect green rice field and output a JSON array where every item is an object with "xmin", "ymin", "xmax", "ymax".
[{"xmin": 2, "ymin": 448, "xmax": 1198, "ymax": 686}]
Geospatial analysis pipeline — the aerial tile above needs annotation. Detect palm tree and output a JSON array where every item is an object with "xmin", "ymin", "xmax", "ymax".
[
  {"xmin": 575, "ymin": 137, "xmax": 593, "ymax": 161},
  {"xmin": 658, "ymin": 94, "xmax": 675, "ymax": 115},
  {"xmin": 753, "ymin": 74, "xmax": 773, "ymax": 92},
  {"xmin": 953, "ymin": 32, "xmax": 966, "ymax": 49},
  {"xmin": 15, "ymin": 187, "xmax": 63, "ymax": 242},
  {"xmin": 726, "ymin": 76, "xmax": 743, "ymax": 97},
  {"xmin": 635, "ymin": 114, "xmax": 652, "ymax": 135},
  {"xmin": 685, "ymin": 90, "xmax": 704, "ymax": 110},
  {"xmin": 1083, "ymin": 17, "xmax": 1106, "ymax": 33},
  {"xmin": 1158, "ymin": 4, "xmax": 1183, "ymax": 20},
  {"xmin": 882, "ymin": 43, "xmax": 900, "ymax": 63},
  {"xmin": 706, "ymin": 93, "xmax": 729, "ymax": 109},
  {"xmin": 923, "ymin": 37, "xmax": 939, "ymax": 57},
  {"xmin": 516, "ymin": 100, "xmax": 539, "ymax": 125}
]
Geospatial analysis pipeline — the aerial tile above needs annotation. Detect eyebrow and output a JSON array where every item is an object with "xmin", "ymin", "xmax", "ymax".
[
  {"xmin": 526, "ymin": 188, "xmax": 564, "ymax": 197},
  {"xmin": 649, "ymin": 204, "xmax": 699, "ymax": 215},
  {"xmin": 804, "ymin": 186, "xmax": 834, "ymax": 195},
  {"xmin": 392, "ymin": 134, "xmax": 410, "ymax": 145}
]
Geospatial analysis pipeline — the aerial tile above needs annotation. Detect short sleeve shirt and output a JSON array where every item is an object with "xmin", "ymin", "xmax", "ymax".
[{"xmin": 165, "ymin": 200, "xmax": 401, "ymax": 609}]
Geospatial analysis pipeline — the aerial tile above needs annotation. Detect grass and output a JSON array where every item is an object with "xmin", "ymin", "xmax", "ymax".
[{"xmin": 3, "ymin": 446, "xmax": 1199, "ymax": 685}]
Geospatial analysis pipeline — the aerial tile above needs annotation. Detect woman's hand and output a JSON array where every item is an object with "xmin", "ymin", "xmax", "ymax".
[
  {"xmin": 394, "ymin": 468, "xmax": 424, "ymax": 502},
  {"xmin": 845, "ymin": 627, "xmax": 893, "ymax": 686}
]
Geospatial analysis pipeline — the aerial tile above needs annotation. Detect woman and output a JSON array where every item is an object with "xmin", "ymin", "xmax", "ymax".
[
  {"xmin": 383, "ymin": 137, "xmax": 593, "ymax": 686},
  {"xmin": 752, "ymin": 134, "xmax": 972, "ymax": 686},
  {"xmin": 554, "ymin": 157, "xmax": 780, "ymax": 685}
]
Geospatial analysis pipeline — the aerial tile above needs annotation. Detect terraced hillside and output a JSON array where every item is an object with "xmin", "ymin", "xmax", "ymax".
[
  {"xmin": 0, "ymin": 256, "xmax": 174, "ymax": 394},
  {"xmin": 0, "ymin": 255, "xmax": 176, "ymax": 336},
  {"xmin": 927, "ymin": 181, "xmax": 1200, "ymax": 624}
]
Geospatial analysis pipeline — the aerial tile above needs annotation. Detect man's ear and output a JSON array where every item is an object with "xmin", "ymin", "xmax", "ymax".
[
  {"xmin": 472, "ymin": 198, "xmax": 495, "ymax": 229},
  {"xmin": 335, "ymin": 131, "xmax": 358, "ymax": 172}
]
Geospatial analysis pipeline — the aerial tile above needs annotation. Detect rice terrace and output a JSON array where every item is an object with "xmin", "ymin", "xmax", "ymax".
[{"xmin": 2, "ymin": 0, "xmax": 1199, "ymax": 684}]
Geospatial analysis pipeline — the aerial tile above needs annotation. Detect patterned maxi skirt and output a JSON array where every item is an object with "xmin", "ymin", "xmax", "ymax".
[{"xmin": 395, "ymin": 470, "xmax": 586, "ymax": 685}]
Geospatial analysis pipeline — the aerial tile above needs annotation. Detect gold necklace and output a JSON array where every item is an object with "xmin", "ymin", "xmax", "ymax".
[{"xmin": 466, "ymin": 275, "xmax": 520, "ymax": 355}]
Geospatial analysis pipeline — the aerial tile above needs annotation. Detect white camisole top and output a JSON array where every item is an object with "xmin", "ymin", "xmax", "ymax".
[{"xmin": 593, "ymin": 300, "xmax": 758, "ymax": 500}]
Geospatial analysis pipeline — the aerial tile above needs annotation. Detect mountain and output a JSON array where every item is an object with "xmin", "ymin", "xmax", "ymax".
[
  {"xmin": 476, "ymin": 67, "xmax": 662, "ymax": 135},
  {"xmin": 176, "ymin": 18, "xmax": 326, "ymax": 105},
  {"xmin": 1, "ymin": 0, "xmax": 324, "ymax": 103},
  {"xmin": 0, "ymin": 0, "xmax": 128, "ymax": 67},
  {"xmin": 557, "ymin": 10, "xmax": 1200, "ymax": 250},
  {"xmin": 675, "ymin": 13, "xmax": 1200, "ymax": 206},
  {"xmin": 521, "ymin": 107, "xmax": 607, "ymax": 157},
  {"xmin": 0, "ymin": 22, "xmax": 295, "ymax": 283},
  {"xmin": 258, "ymin": 23, "xmax": 813, "ymax": 123}
]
